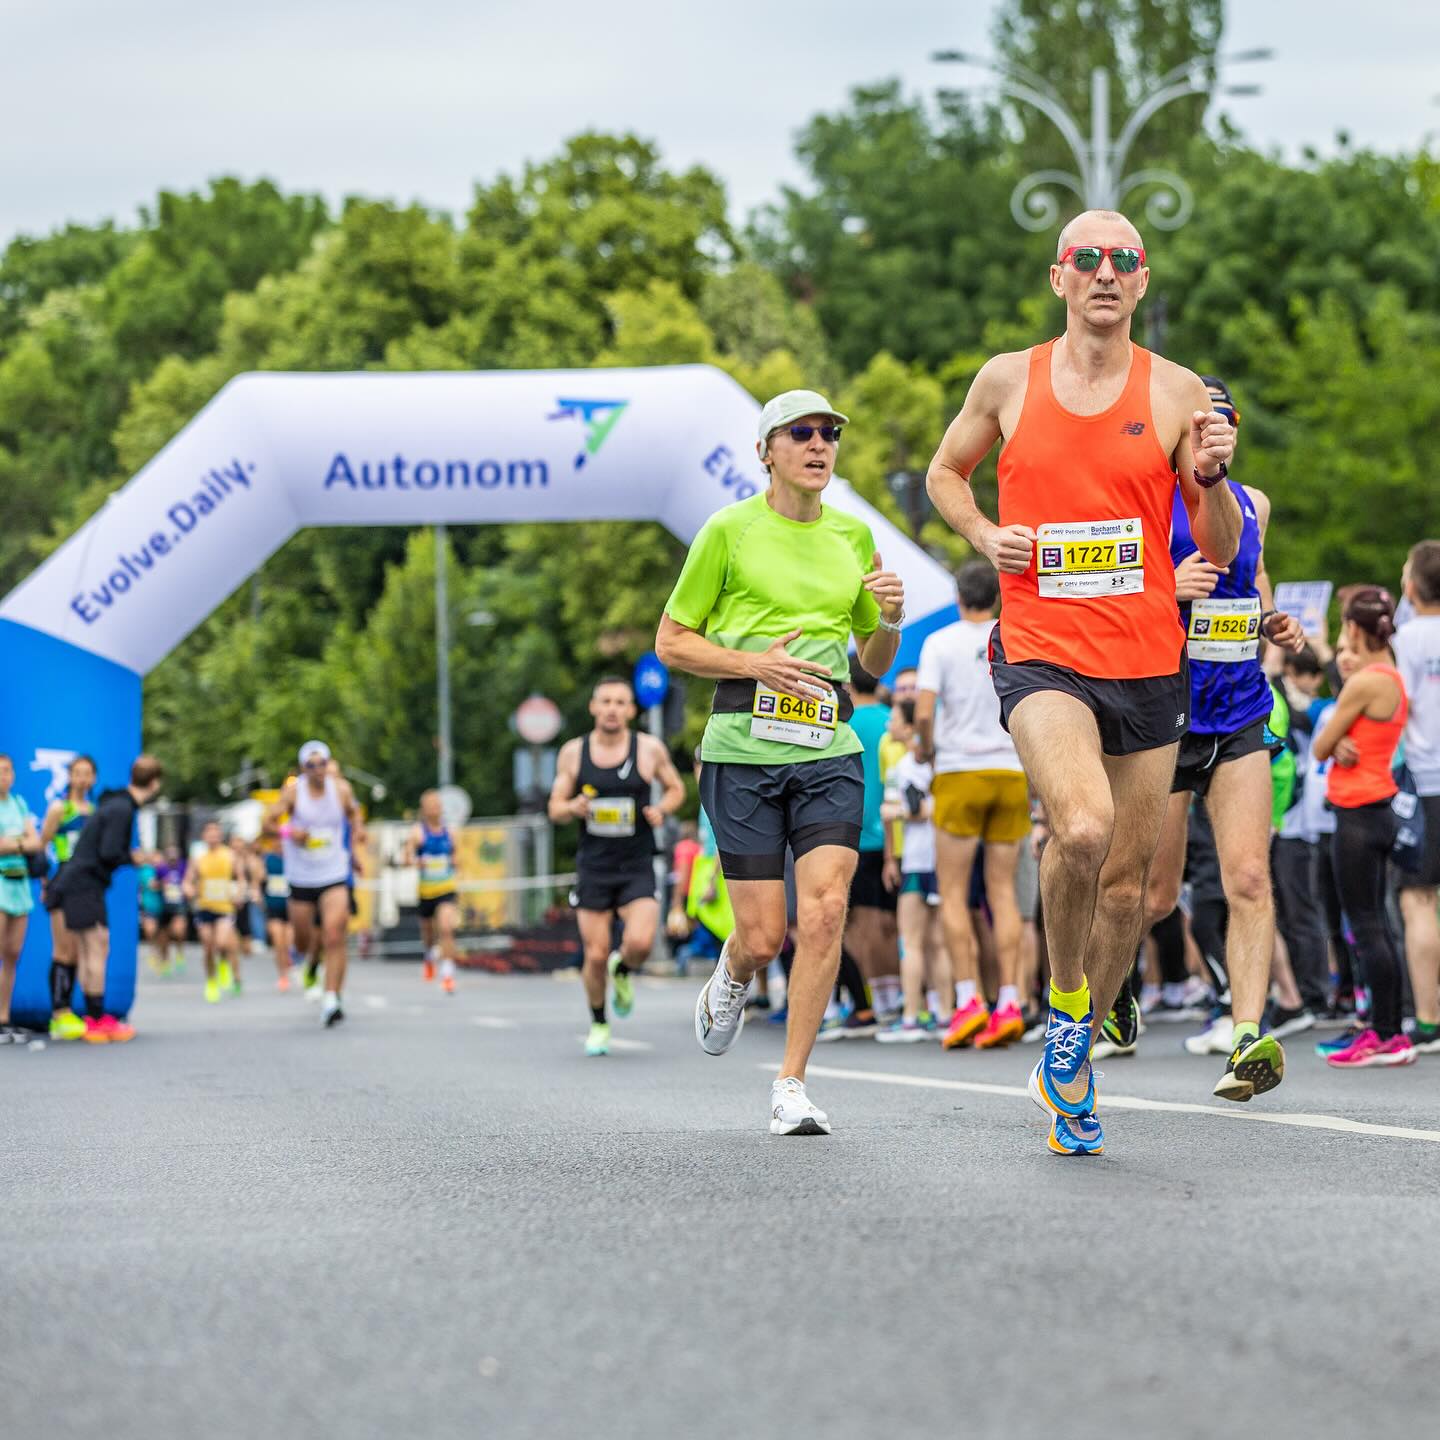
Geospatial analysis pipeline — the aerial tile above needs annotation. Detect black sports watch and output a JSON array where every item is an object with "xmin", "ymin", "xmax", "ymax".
[{"xmin": 1193, "ymin": 460, "xmax": 1228, "ymax": 490}]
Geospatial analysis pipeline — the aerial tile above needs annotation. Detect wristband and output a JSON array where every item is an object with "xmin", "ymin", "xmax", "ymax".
[
  {"xmin": 279, "ymin": 823, "xmax": 293, "ymax": 840},
  {"xmin": 877, "ymin": 609, "xmax": 906, "ymax": 634},
  {"xmin": 1193, "ymin": 461, "xmax": 1228, "ymax": 490}
]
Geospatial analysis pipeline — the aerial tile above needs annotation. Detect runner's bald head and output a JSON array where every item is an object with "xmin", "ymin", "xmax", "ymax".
[{"xmin": 1057, "ymin": 209, "xmax": 1143, "ymax": 257}]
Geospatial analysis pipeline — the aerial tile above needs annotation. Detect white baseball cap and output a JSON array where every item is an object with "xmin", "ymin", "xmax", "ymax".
[
  {"xmin": 298, "ymin": 740, "xmax": 331, "ymax": 765},
  {"xmin": 756, "ymin": 390, "xmax": 849, "ymax": 451}
]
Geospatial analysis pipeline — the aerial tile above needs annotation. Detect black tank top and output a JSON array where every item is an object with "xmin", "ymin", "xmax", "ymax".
[{"xmin": 576, "ymin": 732, "xmax": 656, "ymax": 873}]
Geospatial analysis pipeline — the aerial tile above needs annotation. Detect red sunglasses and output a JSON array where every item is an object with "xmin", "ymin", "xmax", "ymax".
[{"xmin": 1057, "ymin": 245, "xmax": 1146, "ymax": 274}]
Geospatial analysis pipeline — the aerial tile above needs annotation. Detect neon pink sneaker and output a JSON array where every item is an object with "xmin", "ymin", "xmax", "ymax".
[
  {"xmin": 942, "ymin": 996, "xmax": 990, "ymax": 1050},
  {"xmin": 1327, "ymin": 1029, "xmax": 1416, "ymax": 1068},
  {"xmin": 975, "ymin": 1002, "xmax": 1025, "ymax": 1049}
]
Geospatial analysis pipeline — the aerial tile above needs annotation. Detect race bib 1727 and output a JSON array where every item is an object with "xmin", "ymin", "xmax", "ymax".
[{"xmin": 1036, "ymin": 518, "xmax": 1145, "ymax": 599}]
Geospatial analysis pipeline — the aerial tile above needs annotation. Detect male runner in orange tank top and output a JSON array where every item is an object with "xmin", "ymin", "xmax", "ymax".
[{"xmin": 926, "ymin": 209, "xmax": 1242, "ymax": 1156}]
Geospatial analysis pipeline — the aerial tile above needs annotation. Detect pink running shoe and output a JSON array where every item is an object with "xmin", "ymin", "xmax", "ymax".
[
  {"xmin": 1327, "ymin": 1029, "xmax": 1417, "ymax": 1068},
  {"xmin": 942, "ymin": 996, "xmax": 990, "ymax": 1051},
  {"xmin": 975, "ymin": 1002, "xmax": 1025, "ymax": 1050}
]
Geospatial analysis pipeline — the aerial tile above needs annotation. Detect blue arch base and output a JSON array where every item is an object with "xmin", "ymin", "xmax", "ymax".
[
  {"xmin": 0, "ymin": 620, "xmax": 142, "ymax": 1027},
  {"xmin": 887, "ymin": 603, "xmax": 960, "ymax": 679}
]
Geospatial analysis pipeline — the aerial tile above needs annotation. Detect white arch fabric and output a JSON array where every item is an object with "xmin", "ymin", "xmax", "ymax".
[{"xmin": 0, "ymin": 364, "xmax": 957, "ymax": 675}]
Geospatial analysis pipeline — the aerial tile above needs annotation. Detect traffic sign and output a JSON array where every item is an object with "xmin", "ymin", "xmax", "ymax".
[
  {"xmin": 633, "ymin": 651, "xmax": 670, "ymax": 709},
  {"xmin": 513, "ymin": 693, "xmax": 563, "ymax": 746}
]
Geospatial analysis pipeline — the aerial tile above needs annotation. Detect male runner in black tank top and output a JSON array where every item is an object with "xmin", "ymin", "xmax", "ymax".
[{"xmin": 549, "ymin": 678, "xmax": 686, "ymax": 1055}]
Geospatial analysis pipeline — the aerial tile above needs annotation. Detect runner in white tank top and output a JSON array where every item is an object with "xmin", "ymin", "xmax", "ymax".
[
  {"xmin": 284, "ymin": 774, "xmax": 349, "ymax": 890},
  {"xmin": 265, "ymin": 741, "xmax": 365, "ymax": 1028}
]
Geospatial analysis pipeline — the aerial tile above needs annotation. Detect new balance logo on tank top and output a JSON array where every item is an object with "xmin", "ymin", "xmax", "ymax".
[
  {"xmin": 996, "ymin": 339, "xmax": 1185, "ymax": 680},
  {"xmin": 1170, "ymin": 480, "xmax": 1271, "ymax": 735}
]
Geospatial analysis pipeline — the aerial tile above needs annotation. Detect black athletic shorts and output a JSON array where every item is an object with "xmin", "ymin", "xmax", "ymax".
[
  {"xmin": 419, "ymin": 891, "xmax": 458, "ymax": 919},
  {"xmin": 195, "ymin": 909, "xmax": 234, "ymax": 928},
  {"xmin": 698, "ymin": 752, "xmax": 864, "ymax": 881},
  {"xmin": 264, "ymin": 899, "xmax": 288, "ymax": 924},
  {"xmin": 235, "ymin": 904, "xmax": 252, "ymax": 940},
  {"xmin": 43, "ymin": 862, "xmax": 67, "ymax": 913},
  {"xmin": 1399, "ymin": 794, "xmax": 1440, "ymax": 890},
  {"xmin": 59, "ymin": 882, "xmax": 107, "ymax": 933},
  {"xmin": 848, "ymin": 849, "xmax": 898, "ymax": 914},
  {"xmin": 989, "ymin": 626, "xmax": 1189, "ymax": 757},
  {"xmin": 573, "ymin": 869, "xmax": 655, "ymax": 914},
  {"xmin": 1171, "ymin": 718, "xmax": 1280, "ymax": 797},
  {"xmin": 288, "ymin": 881, "xmax": 348, "ymax": 908}
]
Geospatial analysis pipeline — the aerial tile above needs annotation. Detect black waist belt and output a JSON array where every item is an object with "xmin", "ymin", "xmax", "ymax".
[{"xmin": 711, "ymin": 678, "xmax": 854, "ymax": 723}]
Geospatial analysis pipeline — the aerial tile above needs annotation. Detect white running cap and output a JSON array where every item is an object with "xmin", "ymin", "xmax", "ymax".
[
  {"xmin": 756, "ymin": 389, "xmax": 848, "ymax": 449},
  {"xmin": 298, "ymin": 740, "xmax": 331, "ymax": 765}
]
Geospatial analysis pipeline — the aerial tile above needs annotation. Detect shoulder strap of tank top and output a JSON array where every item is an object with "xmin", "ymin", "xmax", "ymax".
[
  {"xmin": 1123, "ymin": 343, "xmax": 1154, "ymax": 417},
  {"xmin": 628, "ymin": 730, "xmax": 640, "ymax": 771},
  {"xmin": 580, "ymin": 734, "xmax": 592, "ymax": 776},
  {"xmin": 1026, "ymin": 340, "xmax": 1055, "ymax": 398}
]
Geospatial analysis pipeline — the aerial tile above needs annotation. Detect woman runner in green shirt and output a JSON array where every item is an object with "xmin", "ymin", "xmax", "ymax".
[{"xmin": 657, "ymin": 389, "xmax": 905, "ymax": 1136}]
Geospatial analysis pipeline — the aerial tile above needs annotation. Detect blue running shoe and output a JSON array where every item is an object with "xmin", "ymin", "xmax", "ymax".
[
  {"xmin": 1315, "ymin": 1026, "xmax": 1360, "ymax": 1058},
  {"xmin": 1028, "ymin": 1008, "xmax": 1096, "ymax": 1118},
  {"xmin": 1048, "ymin": 1110, "xmax": 1104, "ymax": 1156}
]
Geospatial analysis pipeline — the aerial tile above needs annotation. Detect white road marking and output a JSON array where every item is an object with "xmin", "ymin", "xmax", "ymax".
[
  {"xmin": 604, "ymin": 1037, "xmax": 654, "ymax": 1053},
  {"xmin": 472, "ymin": 1016, "xmax": 519, "ymax": 1030},
  {"xmin": 787, "ymin": 1064, "xmax": 1440, "ymax": 1146},
  {"xmin": 362, "ymin": 995, "xmax": 390, "ymax": 1010}
]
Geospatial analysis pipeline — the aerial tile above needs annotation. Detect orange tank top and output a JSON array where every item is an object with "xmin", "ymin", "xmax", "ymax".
[
  {"xmin": 996, "ymin": 339, "xmax": 1185, "ymax": 679},
  {"xmin": 1327, "ymin": 665, "xmax": 1408, "ymax": 809}
]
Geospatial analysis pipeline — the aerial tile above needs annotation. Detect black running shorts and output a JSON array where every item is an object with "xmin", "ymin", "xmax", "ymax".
[
  {"xmin": 59, "ymin": 882, "xmax": 108, "ymax": 933},
  {"xmin": 418, "ymin": 891, "xmax": 458, "ymax": 920},
  {"xmin": 848, "ymin": 850, "xmax": 898, "ymax": 913},
  {"xmin": 1171, "ymin": 719, "xmax": 1280, "ymax": 797},
  {"xmin": 1398, "ymin": 795, "xmax": 1440, "ymax": 890},
  {"xmin": 573, "ymin": 869, "xmax": 655, "ymax": 914},
  {"xmin": 698, "ymin": 753, "xmax": 864, "ymax": 881},
  {"xmin": 990, "ymin": 627, "xmax": 1189, "ymax": 758},
  {"xmin": 288, "ymin": 881, "xmax": 348, "ymax": 908}
]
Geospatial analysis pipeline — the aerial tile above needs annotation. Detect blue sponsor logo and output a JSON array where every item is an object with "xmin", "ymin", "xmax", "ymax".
[
  {"xmin": 548, "ymin": 398, "xmax": 628, "ymax": 470},
  {"xmin": 700, "ymin": 444, "xmax": 761, "ymax": 501},
  {"xmin": 69, "ymin": 459, "xmax": 255, "ymax": 625},
  {"xmin": 323, "ymin": 453, "xmax": 548, "ymax": 489}
]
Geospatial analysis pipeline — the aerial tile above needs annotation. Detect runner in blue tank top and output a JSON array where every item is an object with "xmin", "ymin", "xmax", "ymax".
[{"xmin": 1137, "ymin": 376, "xmax": 1307, "ymax": 1102}]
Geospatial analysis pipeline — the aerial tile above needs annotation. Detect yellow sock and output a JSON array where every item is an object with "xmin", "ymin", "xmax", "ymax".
[{"xmin": 1049, "ymin": 980, "xmax": 1091, "ymax": 1021}]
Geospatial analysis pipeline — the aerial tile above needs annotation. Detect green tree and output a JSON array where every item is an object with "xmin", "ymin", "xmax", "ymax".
[
  {"xmin": 1221, "ymin": 288, "xmax": 1438, "ymax": 592},
  {"xmin": 751, "ymin": 81, "xmax": 1049, "ymax": 373},
  {"xmin": 990, "ymin": 0, "xmax": 1223, "ymax": 176},
  {"xmin": 103, "ymin": 178, "xmax": 328, "ymax": 375}
]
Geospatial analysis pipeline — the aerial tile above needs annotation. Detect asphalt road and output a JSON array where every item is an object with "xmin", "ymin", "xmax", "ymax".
[{"xmin": 4, "ymin": 955, "xmax": 1439, "ymax": 1440}]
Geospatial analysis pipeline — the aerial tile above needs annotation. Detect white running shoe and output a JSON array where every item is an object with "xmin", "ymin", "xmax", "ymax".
[
  {"xmin": 321, "ymin": 992, "xmax": 345, "ymax": 1028},
  {"xmin": 695, "ymin": 944, "xmax": 752, "ymax": 1056},
  {"xmin": 770, "ymin": 1076, "xmax": 831, "ymax": 1136},
  {"xmin": 1185, "ymin": 1014, "xmax": 1234, "ymax": 1056}
]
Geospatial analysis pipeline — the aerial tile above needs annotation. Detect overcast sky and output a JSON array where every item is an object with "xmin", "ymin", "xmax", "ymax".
[{"xmin": 4, "ymin": 0, "xmax": 1437, "ymax": 245}]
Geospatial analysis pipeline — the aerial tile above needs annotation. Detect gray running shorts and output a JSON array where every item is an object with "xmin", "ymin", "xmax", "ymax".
[{"xmin": 698, "ymin": 753, "xmax": 863, "ymax": 881}]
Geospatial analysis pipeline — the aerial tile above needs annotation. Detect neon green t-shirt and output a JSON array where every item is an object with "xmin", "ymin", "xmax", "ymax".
[{"xmin": 664, "ymin": 492, "xmax": 881, "ymax": 765}]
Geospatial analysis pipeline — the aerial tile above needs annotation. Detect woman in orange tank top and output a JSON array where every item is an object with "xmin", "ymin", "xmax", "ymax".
[{"xmin": 1313, "ymin": 588, "xmax": 1414, "ymax": 1065}]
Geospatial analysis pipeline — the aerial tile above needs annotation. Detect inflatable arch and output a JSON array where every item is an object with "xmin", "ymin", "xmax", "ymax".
[{"xmin": 0, "ymin": 363, "xmax": 959, "ymax": 1024}]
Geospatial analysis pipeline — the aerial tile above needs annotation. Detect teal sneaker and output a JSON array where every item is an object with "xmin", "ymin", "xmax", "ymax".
[
  {"xmin": 585, "ymin": 1022, "xmax": 611, "ymax": 1056},
  {"xmin": 607, "ymin": 951, "xmax": 634, "ymax": 1019}
]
